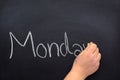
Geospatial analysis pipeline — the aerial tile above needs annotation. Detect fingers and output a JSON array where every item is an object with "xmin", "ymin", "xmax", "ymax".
[
  {"xmin": 82, "ymin": 42, "xmax": 97, "ymax": 55},
  {"xmin": 80, "ymin": 42, "xmax": 92, "ymax": 54},
  {"xmin": 79, "ymin": 42, "xmax": 101, "ymax": 61},
  {"xmin": 90, "ymin": 43, "xmax": 101, "ymax": 61},
  {"xmin": 82, "ymin": 43, "xmax": 91, "ymax": 52},
  {"xmin": 93, "ymin": 48, "xmax": 99, "ymax": 57},
  {"xmin": 97, "ymin": 53, "xmax": 101, "ymax": 61},
  {"xmin": 81, "ymin": 42, "xmax": 101, "ymax": 58},
  {"xmin": 93, "ymin": 48, "xmax": 101, "ymax": 61},
  {"xmin": 88, "ymin": 42, "xmax": 97, "ymax": 54}
]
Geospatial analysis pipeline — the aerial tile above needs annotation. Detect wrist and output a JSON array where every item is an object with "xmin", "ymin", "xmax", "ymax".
[
  {"xmin": 64, "ymin": 67, "xmax": 86, "ymax": 80},
  {"xmin": 71, "ymin": 67, "xmax": 86, "ymax": 80}
]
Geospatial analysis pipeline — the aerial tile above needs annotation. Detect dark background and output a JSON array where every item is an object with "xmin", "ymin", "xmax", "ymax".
[{"xmin": 0, "ymin": 0, "xmax": 120, "ymax": 80}]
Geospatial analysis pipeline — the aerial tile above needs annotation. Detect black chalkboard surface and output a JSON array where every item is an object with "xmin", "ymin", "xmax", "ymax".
[{"xmin": 0, "ymin": 0, "xmax": 120, "ymax": 80}]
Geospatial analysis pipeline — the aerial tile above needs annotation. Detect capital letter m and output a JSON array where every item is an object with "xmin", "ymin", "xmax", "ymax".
[{"xmin": 9, "ymin": 31, "xmax": 36, "ymax": 59}]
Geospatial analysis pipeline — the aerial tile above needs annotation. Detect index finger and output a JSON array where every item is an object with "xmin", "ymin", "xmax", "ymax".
[{"xmin": 86, "ymin": 42, "xmax": 98, "ymax": 54}]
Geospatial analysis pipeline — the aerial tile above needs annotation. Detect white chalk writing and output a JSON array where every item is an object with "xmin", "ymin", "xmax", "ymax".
[{"xmin": 9, "ymin": 31, "xmax": 86, "ymax": 59}]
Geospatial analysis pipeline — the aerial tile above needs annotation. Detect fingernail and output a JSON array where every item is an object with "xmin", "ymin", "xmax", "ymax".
[
  {"xmin": 87, "ymin": 43, "xmax": 90, "ymax": 46},
  {"xmin": 87, "ymin": 43, "xmax": 89, "ymax": 46},
  {"xmin": 91, "ymin": 42, "xmax": 93, "ymax": 44},
  {"xmin": 90, "ymin": 42, "xmax": 94, "ymax": 45}
]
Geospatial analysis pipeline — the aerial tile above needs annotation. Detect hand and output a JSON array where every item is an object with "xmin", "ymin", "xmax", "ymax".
[{"xmin": 64, "ymin": 42, "xmax": 101, "ymax": 80}]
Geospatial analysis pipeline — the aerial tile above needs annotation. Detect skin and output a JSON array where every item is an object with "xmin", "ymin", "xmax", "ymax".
[{"xmin": 64, "ymin": 42, "xmax": 101, "ymax": 80}]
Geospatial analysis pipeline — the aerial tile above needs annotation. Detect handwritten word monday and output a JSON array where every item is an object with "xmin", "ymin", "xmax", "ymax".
[{"xmin": 9, "ymin": 31, "xmax": 85, "ymax": 59}]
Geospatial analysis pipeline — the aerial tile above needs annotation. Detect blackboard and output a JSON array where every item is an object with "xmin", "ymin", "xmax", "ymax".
[{"xmin": 0, "ymin": 0, "xmax": 120, "ymax": 80}]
